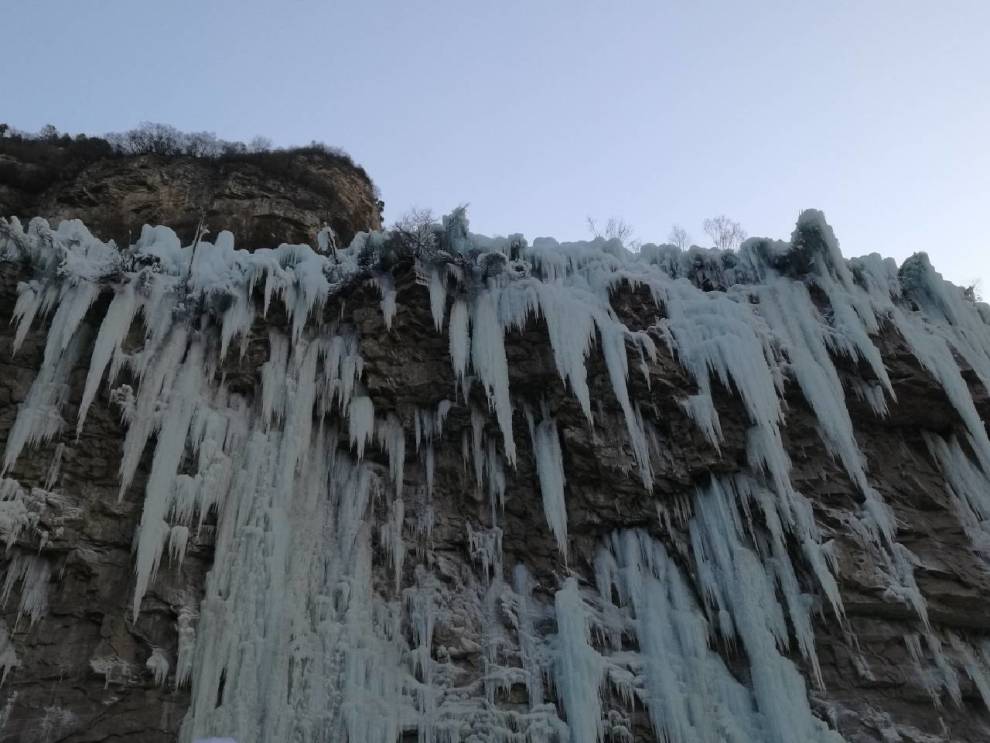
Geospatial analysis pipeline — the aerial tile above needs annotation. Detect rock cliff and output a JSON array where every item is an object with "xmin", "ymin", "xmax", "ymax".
[
  {"xmin": 0, "ymin": 198, "xmax": 989, "ymax": 743},
  {"xmin": 0, "ymin": 134, "xmax": 382, "ymax": 250}
]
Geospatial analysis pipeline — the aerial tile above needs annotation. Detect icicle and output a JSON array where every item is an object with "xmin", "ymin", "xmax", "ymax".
[
  {"xmin": 470, "ymin": 290, "xmax": 516, "ymax": 464},
  {"xmin": 0, "ymin": 621, "xmax": 19, "ymax": 685},
  {"xmin": 679, "ymin": 394, "xmax": 723, "ymax": 450},
  {"xmin": 40, "ymin": 281, "xmax": 101, "ymax": 363},
  {"xmin": 927, "ymin": 433, "xmax": 990, "ymax": 557},
  {"xmin": 512, "ymin": 565, "xmax": 546, "ymax": 708},
  {"xmin": 132, "ymin": 340, "xmax": 206, "ymax": 619},
  {"xmin": 553, "ymin": 578, "xmax": 603, "ymax": 743},
  {"xmin": 470, "ymin": 407, "xmax": 486, "ymax": 492},
  {"xmin": 219, "ymin": 290, "xmax": 255, "ymax": 361},
  {"xmin": 373, "ymin": 273, "xmax": 397, "ymax": 331},
  {"xmin": 0, "ymin": 479, "xmax": 36, "ymax": 550},
  {"xmin": 533, "ymin": 283, "xmax": 596, "ymax": 422},
  {"xmin": 467, "ymin": 524, "xmax": 503, "ymax": 581},
  {"xmin": 313, "ymin": 333, "xmax": 364, "ymax": 418},
  {"xmin": 948, "ymin": 633, "xmax": 990, "ymax": 711},
  {"xmin": 10, "ymin": 281, "xmax": 48, "ymax": 355},
  {"xmin": 661, "ymin": 289, "xmax": 782, "ymax": 435},
  {"xmin": 348, "ymin": 395, "xmax": 375, "ymax": 460},
  {"xmin": 146, "ymin": 647, "xmax": 171, "ymax": 687},
  {"xmin": 3, "ymin": 324, "xmax": 89, "ymax": 474},
  {"xmin": 1, "ymin": 552, "xmax": 51, "ymax": 625},
  {"xmin": 484, "ymin": 438, "xmax": 507, "ymax": 512},
  {"xmin": 599, "ymin": 530, "xmax": 761, "ymax": 742},
  {"xmin": 76, "ymin": 284, "xmax": 138, "ymax": 437},
  {"xmin": 748, "ymin": 277, "xmax": 875, "ymax": 495},
  {"xmin": 169, "ymin": 525, "xmax": 191, "ymax": 567},
  {"xmin": 424, "ymin": 445, "xmax": 435, "ymax": 499},
  {"xmin": 118, "ymin": 327, "xmax": 190, "ymax": 497},
  {"xmin": 448, "ymin": 298, "xmax": 470, "ymax": 391},
  {"xmin": 375, "ymin": 414, "xmax": 406, "ymax": 498},
  {"xmin": 525, "ymin": 409, "xmax": 568, "ymax": 557},
  {"xmin": 429, "ymin": 267, "xmax": 447, "ymax": 332},
  {"xmin": 599, "ymin": 325, "xmax": 652, "ymax": 490},
  {"xmin": 689, "ymin": 480, "xmax": 842, "ymax": 742},
  {"xmin": 383, "ymin": 498, "xmax": 405, "ymax": 591},
  {"xmin": 174, "ymin": 607, "xmax": 196, "ymax": 690},
  {"xmin": 43, "ymin": 443, "xmax": 65, "ymax": 491}
]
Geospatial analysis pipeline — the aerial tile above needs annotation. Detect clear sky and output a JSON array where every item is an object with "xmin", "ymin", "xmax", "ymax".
[{"xmin": 4, "ymin": 0, "xmax": 989, "ymax": 292}]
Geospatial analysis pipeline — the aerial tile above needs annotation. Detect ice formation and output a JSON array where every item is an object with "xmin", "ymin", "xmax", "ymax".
[{"xmin": 1, "ymin": 207, "xmax": 989, "ymax": 742}]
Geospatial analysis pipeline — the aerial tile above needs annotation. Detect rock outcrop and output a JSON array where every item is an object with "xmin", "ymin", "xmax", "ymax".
[
  {"xmin": 0, "ymin": 200, "xmax": 989, "ymax": 743},
  {"xmin": 0, "ymin": 136, "xmax": 382, "ymax": 250}
]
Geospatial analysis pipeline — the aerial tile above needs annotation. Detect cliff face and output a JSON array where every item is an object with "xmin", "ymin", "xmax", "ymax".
[
  {"xmin": 0, "ymin": 137, "xmax": 382, "ymax": 250},
  {"xmin": 0, "ymin": 202, "xmax": 989, "ymax": 743}
]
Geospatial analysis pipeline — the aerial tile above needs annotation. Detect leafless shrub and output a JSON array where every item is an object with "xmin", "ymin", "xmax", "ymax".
[
  {"xmin": 668, "ymin": 224, "xmax": 690, "ymax": 250},
  {"xmin": 703, "ymin": 215, "xmax": 747, "ymax": 251},
  {"xmin": 392, "ymin": 207, "xmax": 437, "ymax": 255},
  {"xmin": 587, "ymin": 216, "xmax": 639, "ymax": 250}
]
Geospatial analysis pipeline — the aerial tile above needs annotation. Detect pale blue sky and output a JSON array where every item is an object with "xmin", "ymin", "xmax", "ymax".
[{"xmin": 4, "ymin": 1, "xmax": 989, "ymax": 291}]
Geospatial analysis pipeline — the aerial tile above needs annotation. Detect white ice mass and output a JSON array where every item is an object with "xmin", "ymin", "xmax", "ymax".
[{"xmin": 1, "ymin": 207, "xmax": 990, "ymax": 742}]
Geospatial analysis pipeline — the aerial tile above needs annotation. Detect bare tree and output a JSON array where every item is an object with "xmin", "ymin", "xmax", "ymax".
[
  {"xmin": 248, "ymin": 135, "xmax": 273, "ymax": 153},
  {"xmin": 587, "ymin": 216, "xmax": 637, "ymax": 248},
  {"xmin": 184, "ymin": 131, "xmax": 221, "ymax": 157},
  {"xmin": 703, "ymin": 215, "xmax": 747, "ymax": 251},
  {"xmin": 964, "ymin": 278, "xmax": 983, "ymax": 303},
  {"xmin": 668, "ymin": 224, "xmax": 690, "ymax": 250},
  {"xmin": 392, "ymin": 207, "xmax": 437, "ymax": 255}
]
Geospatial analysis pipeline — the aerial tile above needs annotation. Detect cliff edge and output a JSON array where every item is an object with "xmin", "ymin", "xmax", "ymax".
[{"xmin": 0, "ymin": 129, "xmax": 382, "ymax": 250}]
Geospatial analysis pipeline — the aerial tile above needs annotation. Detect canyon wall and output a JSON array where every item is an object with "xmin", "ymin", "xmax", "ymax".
[{"xmin": 0, "ymin": 204, "xmax": 989, "ymax": 743}]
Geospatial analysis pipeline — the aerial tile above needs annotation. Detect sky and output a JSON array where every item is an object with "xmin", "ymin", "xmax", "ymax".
[{"xmin": 4, "ymin": 0, "xmax": 989, "ymax": 292}]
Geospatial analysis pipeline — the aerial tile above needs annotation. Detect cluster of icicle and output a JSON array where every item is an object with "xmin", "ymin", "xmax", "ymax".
[{"xmin": 1, "ymin": 208, "xmax": 990, "ymax": 743}]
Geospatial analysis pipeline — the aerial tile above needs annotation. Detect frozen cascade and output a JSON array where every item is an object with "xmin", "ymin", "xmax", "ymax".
[
  {"xmin": 553, "ymin": 578, "xmax": 604, "ymax": 743},
  {"xmin": 75, "ymin": 283, "xmax": 138, "ymax": 436},
  {"xmin": 348, "ymin": 395, "xmax": 376, "ymax": 459},
  {"xmin": 131, "ymin": 339, "xmax": 207, "ymax": 619},
  {"xmin": 448, "ymin": 298, "xmax": 470, "ymax": 392},
  {"xmin": 925, "ymin": 433, "xmax": 990, "ymax": 557},
  {"xmin": 0, "ymin": 553, "xmax": 51, "ymax": 626},
  {"xmin": 374, "ymin": 273, "xmax": 398, "ymax": 331},
  {"xmin": 0, "ymin": 622, "xmax": 18, "ymax": 685},
  {"xmin": 2, "ymin": 323, "xmax": 89, "ymax": 474},
  {"xmin": 525, "ymin": 408, "xmax": 569, "ymax": 557},
  {"xmin": 470, "ymin": 290, "xmax": 517, "ymax": 465},
  {"xmin": 2, "ymin": 208, "xmax": 990, "ymax": 741},
  {"xmin": 429, "ymin": 266, "xmax": 447, "ymax": 332},
  {"xmin": 688, "ymin": 481, "xmax": 843, "ymax": 742},
  {"xmin": 597, "ymin": 529, "xmax": 779, "ymax": 743}
]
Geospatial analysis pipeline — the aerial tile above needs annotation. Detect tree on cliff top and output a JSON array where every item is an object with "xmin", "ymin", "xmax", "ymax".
[{"xmin": 703, "ymin": 215, "xmax": 747, "ymax": 251}]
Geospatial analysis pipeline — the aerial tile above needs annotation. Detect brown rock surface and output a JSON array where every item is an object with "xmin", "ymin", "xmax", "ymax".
[{"xmin": 0, "ymin": 138, "xmax": 382, "ymax": 249}]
